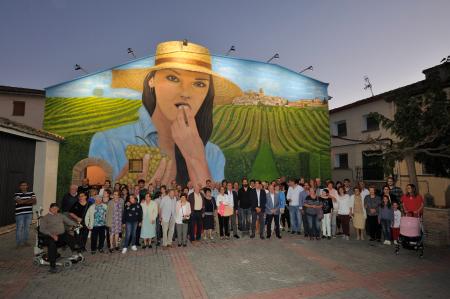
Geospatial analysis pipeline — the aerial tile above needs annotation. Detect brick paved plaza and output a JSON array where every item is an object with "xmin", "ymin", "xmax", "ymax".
[{"xmin": 1, "ymin": 229, "xmax": 449, "ymax": 299}]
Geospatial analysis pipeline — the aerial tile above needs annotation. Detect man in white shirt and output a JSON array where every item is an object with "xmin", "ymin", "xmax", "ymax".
[
  {"xmin": 286, "ymin": 179, "xmax": 304, "ymax": 235},
  {"xmin": 188, "ymin": 185, "xmax": 205, "ymax": 241},
  {"xmin": 159, "ymin": 189, "xmax": 177, "ymax": 248}
]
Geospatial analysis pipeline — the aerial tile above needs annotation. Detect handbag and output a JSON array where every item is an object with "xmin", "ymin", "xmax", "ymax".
[
  {"xmin": 181, "ymin": 205, "xmax": 189, "ymax": 224},
  {"xmin": 317, "ymin": 208, "xmax": 324, "ymax": 220},
  {"xmin": 218, "ymin": 203, "xmax": 233, "ymax": 217}
]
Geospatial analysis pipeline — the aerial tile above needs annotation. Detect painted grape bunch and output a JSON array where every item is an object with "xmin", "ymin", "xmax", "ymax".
[{"xmin": 118, "ymin": 144, "xmax": 167, "ymax": 185}]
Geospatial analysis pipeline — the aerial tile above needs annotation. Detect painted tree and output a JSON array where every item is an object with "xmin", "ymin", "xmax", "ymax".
[{"xmin": 367, "ymin": 75, "xmax": 450, "ymax": 193}]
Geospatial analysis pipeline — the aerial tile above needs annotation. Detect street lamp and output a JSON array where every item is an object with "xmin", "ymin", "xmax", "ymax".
[
  {"xmin": 74, "ymin": 64, "xmax": 88, "ymax": 74},
  {"xmin": 267, "ymin": 53, "xmax": 279, "ymax": 63},
  {"xmin": 299, "ymin": 66, "xmax": 313, "ymax": 74},
  {"xmin": 127, "ymin": 48, "xmax": 136, "ymax": 58},
  {"xmin": 226, "ymin": 45, "xmax": 235, "ymax": 56}
]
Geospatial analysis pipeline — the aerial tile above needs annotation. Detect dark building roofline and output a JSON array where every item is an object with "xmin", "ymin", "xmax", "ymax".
[
  {"xmin": 0, "ymin": 117, "xmax": 64, "ymax": 142},
  {"xmin": 330, "ymin": 62, "xmax": 450, "ymax": 114},
  {"xmin": 0, "ymin": 85, "xmax": 45, "ymax": 96}
]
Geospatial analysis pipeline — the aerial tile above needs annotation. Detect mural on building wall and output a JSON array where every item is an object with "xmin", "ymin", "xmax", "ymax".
[{"xmin": 44, "ymin": 40, "xmax": 331, "ymax": 197}]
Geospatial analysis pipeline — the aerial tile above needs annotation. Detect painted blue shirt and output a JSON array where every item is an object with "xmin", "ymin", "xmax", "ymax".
[{"xmin": 89, "ymin": 106, "xmax": 225, "ymax": 181}]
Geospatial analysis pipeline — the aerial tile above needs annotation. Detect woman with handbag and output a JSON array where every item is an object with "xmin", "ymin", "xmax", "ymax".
[
  {"xmin": 216, "ymin": 186, "xmax": 233, "ymax": 240},
  {"xmin": 175, "ymin": 193, "xmax": 191, "ymax": 247}
]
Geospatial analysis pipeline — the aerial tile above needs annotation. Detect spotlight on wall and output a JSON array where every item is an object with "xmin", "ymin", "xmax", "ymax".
[
  {"xmin": 74, "ymin": 64, "xmax": 88, "ymax": 74},
  {"xmin": 299, "ymin": 66, "xmax": 313, "ymax": 74},
  {"xmin": 127, "ymin": 48, "xmax": 136, "ymax": 59},
  {"xmin": 267, "ymin": 53, "xmax": 279, "ymax": 63},
  {"xmin": 226, "ymin": 45, "xmax": 236, "ymax": 56}
]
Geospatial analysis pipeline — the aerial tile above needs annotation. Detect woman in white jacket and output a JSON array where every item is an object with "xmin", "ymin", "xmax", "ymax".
[
  {"xmin": 351, "ymin": 187, "xmax": 366, "ymax": 240},
  {"xmin": 140, "ymin": 193, "xmax": 158, "ymax": 248}
]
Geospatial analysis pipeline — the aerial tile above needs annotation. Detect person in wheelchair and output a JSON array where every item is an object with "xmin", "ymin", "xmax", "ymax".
[{"xmin": 39, "ymin": 203, "xmax": 82, "ymax": 273}]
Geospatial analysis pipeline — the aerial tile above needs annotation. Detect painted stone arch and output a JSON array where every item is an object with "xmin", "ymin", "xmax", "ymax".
[{"xmin": 71, "ymin": 157, "xmax": 113, "ymax": 186}]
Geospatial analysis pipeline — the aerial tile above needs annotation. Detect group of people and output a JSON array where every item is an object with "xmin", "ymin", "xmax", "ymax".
[{"xmin": 14, "ymin": 175, "xmax": 424, "ymax": 272}]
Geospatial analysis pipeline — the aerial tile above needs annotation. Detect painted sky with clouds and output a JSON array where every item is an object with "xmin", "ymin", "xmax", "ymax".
[{"xmin": 46, "ymin": 55, "xmax": 329, "ymax": 101}]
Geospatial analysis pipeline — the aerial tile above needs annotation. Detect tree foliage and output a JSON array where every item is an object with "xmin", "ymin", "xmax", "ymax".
[{"xmin": 370, "ymin": 75, "xmax": 450, "ymax": 178}]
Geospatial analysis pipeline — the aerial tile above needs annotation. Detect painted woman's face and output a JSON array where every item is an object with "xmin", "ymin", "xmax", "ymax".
[{"xmin": 149, "ymin": 68, "xmax": 210, "ymax": 122}]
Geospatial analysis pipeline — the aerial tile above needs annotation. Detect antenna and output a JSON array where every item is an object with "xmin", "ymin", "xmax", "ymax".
[{"xmin": 363, "ymin": 76, "xmax": 374, "ymax": 97}]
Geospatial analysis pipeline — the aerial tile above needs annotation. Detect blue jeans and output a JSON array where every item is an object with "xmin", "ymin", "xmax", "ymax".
[
  {"xmin": 381, "ymin": 219, "xmax": 392, "ymax": 241},
  {"xmin": 16, "ymin": 213, "xmax": 32, "ymax": 245},
  {"xmin": 289, "ymin": 206, "xmax": 302, "ymax": 233},
  {"xmin": 124, "ymin": 222, "xmax": 138, "ymax": 248},
  {"xmin": 307, "ymin": 214, "xmax": 320, "ymax": 237},
  {"xmin": 239, "ymin": 208, "xmax": 251, "ymax": 232}
]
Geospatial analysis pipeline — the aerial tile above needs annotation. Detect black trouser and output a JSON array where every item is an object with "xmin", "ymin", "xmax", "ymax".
[
  {"xmin": 266, "ymin": 214, "xmax": 280, "ymax": 238},
  {"xmin": 302, "ymin": 211, "xmax": 310, "ymax": 236},
  {"xmin": 46, "ymin": 232, "xmax": 78, "ymax": 268},
  {"xmin": 281, "ymin": 207, "xmax": 290, "ymax": 229},
  {"xmin": 91, "ymin": 226, "xmax": 106, "ymax": 251},
  {"xmin": 230, "ymin": 210, "xmax": 238, "ymax": 235},
  {"xmin": 75, "ymin": 226, "xmax": 89, "ymax": 250},
  {"xmin": 251, "ymin": 210, "xmax": 265, "ymax": 237},
  {"xmin": 190, "ymin": 211, "xmax": 203, "ymax": 241},
  {"xmin": 367, "ymin": 215, "xmax": 380, "ymax": 240},
  {"xmin": 218, "ymin": 215, "xmax": 230, "ymax": 237}
]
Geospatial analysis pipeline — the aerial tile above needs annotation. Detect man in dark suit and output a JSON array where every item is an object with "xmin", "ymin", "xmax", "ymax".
[
  {"xmin": 250, "ymin": 180, "xmax": 266, "ymax": 239},
  {"xmin": 188, "ymin": 185, "xmax": 205, "ymax": 241},
  {"xmin": 266, "ymin": 184, "xmax": 281, "ymax": 239},
  {"xmin": 226, "ymin": 182, "xmax": 240, "ymax": 239}
]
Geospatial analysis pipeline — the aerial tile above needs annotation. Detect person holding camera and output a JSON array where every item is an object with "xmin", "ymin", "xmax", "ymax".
[{"xmin": 176, "ymin": 193, "xmax": 191, "ymax": 247}]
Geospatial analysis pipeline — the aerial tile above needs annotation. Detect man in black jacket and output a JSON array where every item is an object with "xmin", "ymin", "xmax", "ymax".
[
  {"xmin": 226, "ymin": 182, "xmax": 240, "ymax": 239},
  {"xmin": 238, "ymin": 178, "xmax": 252, "ymax": 235},
  {"xmin": 250, "ymin": 180, "xmax": 267, "ymax": 239}
]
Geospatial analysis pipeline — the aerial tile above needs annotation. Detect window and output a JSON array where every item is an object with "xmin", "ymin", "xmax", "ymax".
[
  {"xmin": 336, "ymin": 121, "xmax": 347, "ymax": 137},
  {"xmin": 128, "ymin": 159, "xmax": 143, "ymax": 173},
  {"xmin": 334, "ymin": 153, "xmax": 349, "ymax": 169},
  {"xmin": 362, "ymin": 150, "xmax": 384, "ymax": 180},
  {"xmin": 12, "ymin": 101, "xmax": 25, "ymax": 116},
  {"xmin": 362, "ymin": 114, "xmax": 379, "ymax": 132}
]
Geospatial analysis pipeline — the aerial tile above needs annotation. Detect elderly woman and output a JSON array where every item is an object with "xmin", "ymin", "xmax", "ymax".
[
  {"xmin": 175, "ymin": 193, "xmax": 191, "ymax": 247},
  {"xmin": 336, "ymin": 186, "xmax": 352, "ymax": 240},
  {"xmin": 303, "ymin": 189, "xmax": 323, "ymax": 240},
  {"xmin": 141, "ymin": 193, "xmax": 158, "ymax": 248},
  {"xmin": 351, "ymin": 187, "xmax": 366, "ymax": 240},
  {"xmin": 106, "ymin": 190, "xmax": 124, "ymax": 252}
]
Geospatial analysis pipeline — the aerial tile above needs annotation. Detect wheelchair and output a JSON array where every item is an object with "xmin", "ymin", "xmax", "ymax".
[{"xmin": 33, "ymin": 208, "xmax": 85, "ymax": 269}]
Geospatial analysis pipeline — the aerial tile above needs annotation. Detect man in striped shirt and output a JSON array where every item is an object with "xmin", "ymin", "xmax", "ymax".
[{"xmin": 14, "ymin": 181, "xmax": 36, "ymax": 247}]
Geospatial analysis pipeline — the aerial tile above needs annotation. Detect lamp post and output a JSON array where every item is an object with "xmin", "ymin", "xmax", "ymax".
[
  {"xmin": 74, "ymin": 64, "xmax": 88, "ymax": 74},
  {"xmin": 299, "ymin": 66, "xmax": 313, "ymax": 74},
  {"xmin": 267, "ymin": 53, "xmax": 279, "ymax": 63},
  {"xmin": 226, "ymin": 45, "xmax": 235, "ymax": 56},
  {"xmin": 127, "ymin": 48, "xmax": 136, "ymax": 59}
]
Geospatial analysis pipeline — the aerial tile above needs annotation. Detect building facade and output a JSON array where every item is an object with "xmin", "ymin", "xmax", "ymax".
[
  {"xmin": 0, "ymin": 86, "xmax": 46, "ymax": 130},
  {"xmin": 330, "ymin": 62, "xmax": 450, "ymax": 207}
]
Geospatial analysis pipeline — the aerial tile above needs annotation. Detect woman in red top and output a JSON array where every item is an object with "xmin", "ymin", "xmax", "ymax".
[{"xmin": 401, "ymin": 184, "xmax": 424, "ymax": 217}]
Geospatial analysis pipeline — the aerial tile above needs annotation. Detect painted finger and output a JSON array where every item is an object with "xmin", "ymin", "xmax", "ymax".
[
  {"xmin": 150, "ymin": 157, "xmax": 167, "ymax": 185},
  {"xmin": 139, "ymin": 154, "xmax": 150, "ymax": 180},
  {"xmin": 161, "ymin": 158, "xmax": 174, "ymax": 185}
]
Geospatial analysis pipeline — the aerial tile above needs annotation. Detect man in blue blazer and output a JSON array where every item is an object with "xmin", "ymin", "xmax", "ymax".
[
  {"xmin": 250, "ymin": 180, "xmax": 266, "ymax": 239},
  {"xmin": 266, "ymin": 184, "xmax": 282, "ymax": 239}
]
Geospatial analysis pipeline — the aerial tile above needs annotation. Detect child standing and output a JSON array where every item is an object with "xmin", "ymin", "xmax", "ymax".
[
  {"xmin": 391, "ymin": 202, "xmax": 401, "ymax": 245},
  {"xmin": 122, "ymin": 194, "xmax": 142, "ymax": 254},
  {"xmin": 378, "ymin": 195, "xmax": 393, "ymax": 245}
]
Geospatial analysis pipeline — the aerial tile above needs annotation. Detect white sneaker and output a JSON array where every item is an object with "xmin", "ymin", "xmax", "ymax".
[
  {"xmin": 386, "ymin": 241, "xmax": 391, "ymax": 245},
  {"xmin": 131, "ymin": 245, "xmax": 137, "ymax": 251},
  {"xmin": 394, "ymin": 240, "xmax": 398, "ymax": 245},
  {"xmin": 122, "ymin": 248, "xmax": 127, "ymax": 254},
  {"xmin": 383, "ymin": 240, "xmax": 389, "ymax": 245}
]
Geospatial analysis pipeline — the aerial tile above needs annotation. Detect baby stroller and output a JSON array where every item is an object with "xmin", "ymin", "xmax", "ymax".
[
  {"xmin": 395, "ymin": 216, "xmax": 424, "ymax": 258},
  {"xmin": 33, "ymin": 208, "xmax": 85, "ymax": 269}
]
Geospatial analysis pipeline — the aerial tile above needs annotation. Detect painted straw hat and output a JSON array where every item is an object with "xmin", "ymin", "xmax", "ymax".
[{"xmin": 111, "ymin": 40, "xmax": 242, "ymax": 103}]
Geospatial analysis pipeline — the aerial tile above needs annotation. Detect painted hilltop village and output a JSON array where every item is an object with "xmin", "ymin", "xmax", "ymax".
[{"xmin": 232, "ymin": 88, "xmax": 328, "ymax": 108}]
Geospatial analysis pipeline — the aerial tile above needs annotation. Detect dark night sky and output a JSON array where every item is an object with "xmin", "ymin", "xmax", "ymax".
[{"xmin": 1, "ymin": 0, "xmax": 449, "ymax": 108}]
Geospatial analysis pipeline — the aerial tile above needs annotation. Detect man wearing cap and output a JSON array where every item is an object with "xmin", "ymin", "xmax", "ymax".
[
  {"xmin": 89, "ymin": 40, "xmax": 242, "ymax": 187},
  {"xmin": 39, "ymin": 203, "xmax": 81, "ymax": 273}
]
